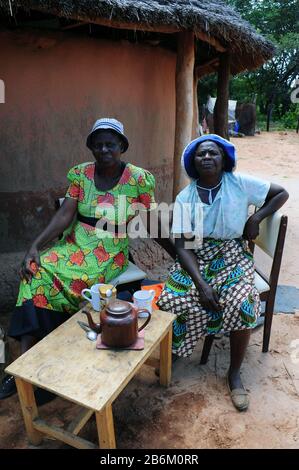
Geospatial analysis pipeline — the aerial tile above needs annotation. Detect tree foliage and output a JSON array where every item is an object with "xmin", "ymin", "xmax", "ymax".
[{"xmin": 199, "ymin": 1, "xmax": 299, "ymax": 127}]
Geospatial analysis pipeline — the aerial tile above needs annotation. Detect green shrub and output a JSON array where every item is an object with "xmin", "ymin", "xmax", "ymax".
[
  {"xmin": 256, "ymin": 105, "xmax": 298, "ymax": 131},
  {"xmin": 280, "ymin": 106, "xmax": 299, "ymax": 129}
]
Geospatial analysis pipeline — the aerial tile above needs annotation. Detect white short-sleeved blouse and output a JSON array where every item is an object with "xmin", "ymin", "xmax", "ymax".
[{"xmin": 172, "ymin": 172, "xmax": 270, "ymax": 240}]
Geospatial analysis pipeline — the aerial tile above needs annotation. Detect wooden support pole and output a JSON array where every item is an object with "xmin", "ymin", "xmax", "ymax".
[
  {"xmin": 214, "ymin": 52, "xmax": 231, "ymax": 139},
  {"xmin": 173, "ymin": 32, "xmax": 195, "ymax": 199},
  {"xmin": 192, "ymin": 75, "xmax": 200, "ymax": 139}
]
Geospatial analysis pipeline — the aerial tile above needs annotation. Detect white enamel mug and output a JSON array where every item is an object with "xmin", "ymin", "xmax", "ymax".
[
  {"xmin": 133, "ymin": 290, "xmax": 155, "ymax": 318},
  {"xmin": 81, "ymin": 283, "xmax": 106, "ymax": 311}
]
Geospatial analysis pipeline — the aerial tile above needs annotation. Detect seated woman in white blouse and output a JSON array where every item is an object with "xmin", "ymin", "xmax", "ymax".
[{"xmin": 157, "ymin": 134, "xmax": 288, "ymax": 412}]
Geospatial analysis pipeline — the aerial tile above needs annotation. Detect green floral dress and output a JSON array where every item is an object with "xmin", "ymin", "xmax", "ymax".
[{"xmin": 10, "ymin": 162, "xmax": 155, "ymax": 339}]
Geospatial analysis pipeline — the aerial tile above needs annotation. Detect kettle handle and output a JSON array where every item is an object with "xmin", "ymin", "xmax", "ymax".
[{"xmin": 137, "ymin": 309, "xmax": 151, "ymax": 332}]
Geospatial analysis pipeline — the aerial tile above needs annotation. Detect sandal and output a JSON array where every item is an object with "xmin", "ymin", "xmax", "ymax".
[{"xmin": 226, "ymin": 375, "xmax": 249, "ymax": 412}]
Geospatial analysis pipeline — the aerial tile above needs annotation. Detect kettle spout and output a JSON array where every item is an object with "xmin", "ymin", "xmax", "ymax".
[{"xmin": 82, "ymin": 309, "xmax": 102, "ymax": 334}]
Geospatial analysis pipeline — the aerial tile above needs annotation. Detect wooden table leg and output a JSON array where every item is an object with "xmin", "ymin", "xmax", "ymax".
[
  {"xmin": 95, "ymin": 404, "xmax": 116, "ymax": 449},
  {"xmin": 159, "ymin": 327, "xmax": 172, "ymax": 387},
  {"xmin": 15, "ymin": 377, "xmax": 43, "ymax": 446}
]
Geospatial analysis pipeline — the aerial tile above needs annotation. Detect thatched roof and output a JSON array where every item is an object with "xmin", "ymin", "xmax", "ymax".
[{"xmin": 0, "ymin": 0, "xmax": 275, "ymax": 74}]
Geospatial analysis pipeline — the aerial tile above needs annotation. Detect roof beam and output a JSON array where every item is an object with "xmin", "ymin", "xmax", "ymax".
[
  {"xmin": 85, "ymin": 16, "xmax": 180, "ymax": 33},
  {"xmin": 195, "ymin": 57, "xmax": 219, "ymax": 78},
  {"xmin": 25, "ymin": 6, "xmax": 227, "ymax": 51},
  {"xmin": 195, "ymin": 31, "xmax": 226, "ymax": 52},
  {"xmin": 61, "ymin": 22, "xmax": 88, "ymax": 30},
  {"xmin": 32, "ymin": 8, "xmax": 180, "ymax": 33}
]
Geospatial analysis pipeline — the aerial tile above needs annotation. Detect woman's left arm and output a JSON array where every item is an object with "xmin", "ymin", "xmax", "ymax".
[{"xmin": 243, "ymin": 183, "xmax": 289, "ymax": 240}]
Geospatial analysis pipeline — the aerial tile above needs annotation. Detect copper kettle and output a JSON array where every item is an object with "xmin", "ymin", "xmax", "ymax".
[{"xmin": 83, "ymin": 299, "xmax": 151, "ymax": 348}]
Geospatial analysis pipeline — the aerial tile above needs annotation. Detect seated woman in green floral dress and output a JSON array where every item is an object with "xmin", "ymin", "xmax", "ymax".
[{"xmin": 1, "ymin": 118, "xmax": 174, "ymax": 401}]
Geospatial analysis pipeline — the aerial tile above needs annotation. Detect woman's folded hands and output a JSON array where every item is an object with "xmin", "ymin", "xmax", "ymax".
[{"xmin": 196, "ymin": 281, "xmax": 222, "ymax": 312}]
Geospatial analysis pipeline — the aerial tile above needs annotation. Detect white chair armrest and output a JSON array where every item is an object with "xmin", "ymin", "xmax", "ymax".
[
  {"xmin": 254, "ymin": 211, "xmax": 282, "ymax": 258},
  {"xmin": 113, "ymin": 261, "xmax": 146, "ymax": 285},
  {"xmin": 254, "ymin": 271, "xmax": 269, "ymax": 294}
]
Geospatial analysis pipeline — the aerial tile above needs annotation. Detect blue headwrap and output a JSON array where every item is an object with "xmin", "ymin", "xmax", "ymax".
[{"xmin": 181, "ymin": 134, "xmax": 236, "ymax": 179}]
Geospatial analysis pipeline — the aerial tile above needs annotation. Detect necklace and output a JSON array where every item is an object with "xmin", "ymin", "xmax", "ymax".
[{"xmin": 196, "ymin": 179, "xmax": 222, "ymax": 204}]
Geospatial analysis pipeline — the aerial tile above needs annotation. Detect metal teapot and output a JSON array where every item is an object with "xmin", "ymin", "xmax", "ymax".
[{"xmin": 83, "ymin": 299, "xmax": 151, "ymax": 348}]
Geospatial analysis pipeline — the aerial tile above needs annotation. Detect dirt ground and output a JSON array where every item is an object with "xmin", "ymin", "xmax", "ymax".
[{"xmin": 1, "ymin": 131, "xmax": 298, "ymax": 449}]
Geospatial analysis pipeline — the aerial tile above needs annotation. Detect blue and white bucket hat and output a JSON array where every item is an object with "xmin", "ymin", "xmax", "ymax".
[
  {"xmin": 181, "ymin": 134, "xmax": 236, "ymax": 178},
  {"xmin": 86, "ymin": 118, "xmax": 129, "ymax": 153}
]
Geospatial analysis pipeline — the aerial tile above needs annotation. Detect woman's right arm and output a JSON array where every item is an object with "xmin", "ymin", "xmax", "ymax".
[
  {"xmin": 20, "ymin": 198, "xmax": 78, "ymax": 281},
  {"xmin": 175, "ymin": 236, "xmax": 222, "ymax": 312}
]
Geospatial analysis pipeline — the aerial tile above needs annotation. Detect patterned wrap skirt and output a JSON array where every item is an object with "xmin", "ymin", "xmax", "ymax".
[{"xmin": 157, "ymin": 238, "xmax": 260, "ymax": 357}]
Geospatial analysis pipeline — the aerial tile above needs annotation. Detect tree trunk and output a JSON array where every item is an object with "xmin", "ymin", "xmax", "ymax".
[
  {"xmin": 266, "ymin": 105, "xmax": 273, "ymax": 132},
  {"xmin": 173, "ymin": 32, "xmax": 195, "ymax": 199},
  {"xmin": 214, "ymin": 52, "xmax": 230, "ymax": 139},
  {"xmin": 266, "ymin": 92, "xmax": 276, "ymax": 132}
]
